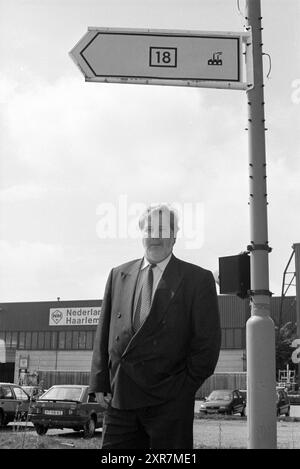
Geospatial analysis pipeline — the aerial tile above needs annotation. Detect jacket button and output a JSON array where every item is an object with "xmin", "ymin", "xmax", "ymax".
[
  {"xmin": 115, "ymin": 335, "xmax": 119, "ymax": 341},
  {"xmin": 117, "ymin": 313, "xmax": 121, "ymax": 318}
]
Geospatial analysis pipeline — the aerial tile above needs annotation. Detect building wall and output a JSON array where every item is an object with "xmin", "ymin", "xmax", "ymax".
[
  {"xmin": 14, "ymin": 349, "xmax": 93, "ymax": 383},
  {"xmin": 13, "ymin": 348, "xmax": 245, "ymax": 385},
  {"xmin": 0, "ymin": 296, "xmax": 296, "ymax": 385},
  {"xmin": 215, "ymin": 349, "xmax": 246, "ymax": 373},
  {"xmin": 0, "ymin": 300, "xmax": 102, "ymax": 331},
  {"xmin": 197, "ymin": 372, "xmax": 247, "ymax": 399}
]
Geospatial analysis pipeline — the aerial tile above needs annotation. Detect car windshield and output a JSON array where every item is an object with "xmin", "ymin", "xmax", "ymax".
[
  {"xmin": 207, "ymin": 391, "xmax": 232, "ymax": 401},
  {"xmin": 40, "ymin": 387, "xmax": 83, "ymax": 401}
]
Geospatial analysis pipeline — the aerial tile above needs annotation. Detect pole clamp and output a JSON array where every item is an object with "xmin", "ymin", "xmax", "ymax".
[
  {"xmin": 248, "ymin": 289, "xmax": 273, "ymax": 297},
  {"xmin": 247, "ymin": 243, "xmax": 272, "ymax": 253}
]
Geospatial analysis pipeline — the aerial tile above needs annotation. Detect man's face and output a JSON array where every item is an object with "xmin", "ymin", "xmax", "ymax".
[{"xmin": 141, "ymin": 211, "xmax": 176, "ymax": 263}]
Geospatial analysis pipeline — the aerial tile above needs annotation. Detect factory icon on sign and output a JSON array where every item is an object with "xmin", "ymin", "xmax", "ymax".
[{"xmin": 208, "ymin": 52, "xmax": 223, "ymax": 66}]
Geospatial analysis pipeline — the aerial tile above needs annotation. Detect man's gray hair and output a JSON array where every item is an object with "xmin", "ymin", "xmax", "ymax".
[{"xmin": 138, "ymin": 203, "xmax": 179, "ymax": 236}]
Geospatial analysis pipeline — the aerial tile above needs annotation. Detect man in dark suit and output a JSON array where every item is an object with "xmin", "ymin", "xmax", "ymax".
[{"xmin": 89, "ymin": 204, "xmax": 221, "ymax": 449}]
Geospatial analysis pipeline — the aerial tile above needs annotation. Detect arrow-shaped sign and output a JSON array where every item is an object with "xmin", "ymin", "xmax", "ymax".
[{"xmin": 70, "ymin": 27, "xmax": 252, "ymax": 90}]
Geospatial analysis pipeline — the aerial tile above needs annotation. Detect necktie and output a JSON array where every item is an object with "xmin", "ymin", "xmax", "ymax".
[{"xmin": 133, "ymin": 263, "xmax": 156, "ymax": 331}]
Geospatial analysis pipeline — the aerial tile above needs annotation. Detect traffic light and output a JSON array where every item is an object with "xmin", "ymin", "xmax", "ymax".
[{"xmin": 218, "ymin": 252, "xmax": 250, "ymax": 299}]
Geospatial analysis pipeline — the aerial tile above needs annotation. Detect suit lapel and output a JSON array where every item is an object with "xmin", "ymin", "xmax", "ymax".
[
  {"xmin": 119, "ymin": 258, "xmax": 143, "ymax": 330},
  {"xmin": 123, "ymin": 254, "xmax": 183, "ymax": 355}
]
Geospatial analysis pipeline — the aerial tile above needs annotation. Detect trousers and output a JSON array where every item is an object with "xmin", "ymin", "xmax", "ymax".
[{"xmin": 100, "ymin": 392, "xmax": 195, "ymax": 449}]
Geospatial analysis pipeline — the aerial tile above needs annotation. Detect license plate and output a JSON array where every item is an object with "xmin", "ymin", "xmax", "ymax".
[
  {"xmin": 44, "ymin": 410, "xmax": 63, "ymax": 415},
  {"xmin": 207, "ymin": 409, "xmax": 217, "ymax": 413}
]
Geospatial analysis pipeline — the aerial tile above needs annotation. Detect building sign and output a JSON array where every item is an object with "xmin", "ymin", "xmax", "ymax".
[
  {"xmin": 49, "ymin": 307, "xmax": 101, "ymax": 326},
  {"xmin": 19, "ymin": 356, "xmax": 29, "ymax": 368}
]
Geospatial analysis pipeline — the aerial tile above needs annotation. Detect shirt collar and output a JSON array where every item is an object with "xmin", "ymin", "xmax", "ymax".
[{"xmin": 141, "ymin": 252, "xmax": 172, "ymax": 273}]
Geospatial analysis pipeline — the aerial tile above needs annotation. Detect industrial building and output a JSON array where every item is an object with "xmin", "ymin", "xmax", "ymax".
[{"xmin": 0, "ymin": 296, "xmax": 296, "ymax": 391}]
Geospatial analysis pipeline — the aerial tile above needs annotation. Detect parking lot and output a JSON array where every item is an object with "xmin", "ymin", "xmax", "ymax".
[
  {"xmin": 1, "ymin": 407, "xmax": 300, "ymax": 449},
  {"xmin": 193, "ymin": 415, "xmax": 300, "ymax": 449}
]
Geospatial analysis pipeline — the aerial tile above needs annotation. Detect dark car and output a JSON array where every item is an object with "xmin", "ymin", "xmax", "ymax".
[
  {"xmin": 239, "ymin": 389, "xmax": 247, "ymax": 403},
  {"xmin": 28, "ymin": 384, "xmax": 105, "ymax": 438},
  {"xmin": 0, "ymin": 382, "xmax": 30, "ymax": 426},
  {"xmin": 276, "ymin": 387, "xmax": 290, "ymax": 417},
  {"xmin": 199, "ymin": 389, "xmax": 246, "ymax": 416}
]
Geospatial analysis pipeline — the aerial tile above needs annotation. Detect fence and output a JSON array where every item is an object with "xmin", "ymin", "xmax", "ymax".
[
  {"xmin": 38, "ymin": 370, "xmax": 247, "ymax": 397},
  {"xmin": 38, "ymin": 371, "xmax": 90, "ymax": 389},
  {"xmin": 196, "ymin": 372, "xmax": 247, "ymax": 399}
]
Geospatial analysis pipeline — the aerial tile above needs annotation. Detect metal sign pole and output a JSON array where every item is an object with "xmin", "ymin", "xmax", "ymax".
[{"xmin": 245, "ymin": 0, "xmax": 277, "ymax": 449}]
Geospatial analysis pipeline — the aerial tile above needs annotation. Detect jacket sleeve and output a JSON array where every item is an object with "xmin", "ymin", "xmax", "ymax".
[
  {"xmin": 186, "ymin": 271, "xmax": 221, "ymax": 391},
  {"xmin": 89, "ymin": 269, "xmax": 113, "ymax": 393}
]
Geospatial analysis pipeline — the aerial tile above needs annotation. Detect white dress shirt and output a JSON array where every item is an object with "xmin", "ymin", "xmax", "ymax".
[{"xmin": 133, "ymin": 252, "xmax": 172, "ymax": 312}]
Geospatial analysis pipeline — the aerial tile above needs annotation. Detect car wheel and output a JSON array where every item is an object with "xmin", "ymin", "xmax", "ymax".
[
  {"xmin": 226, "ymin": 408, "xmax": 233, "ymax": 416},
  {"xmin": 83, "ymin": 416, "xmax": 96, "ymax": 438},
  {"xmin": 34, "ymin": 424, "xmax": 48, "ymax": 435},
  {"xmin": 286, "ymin": 407, "xmax": 290, "ymax": 417},
  {"xmin": 241, "ymin": 406, "xmax": 246, "ymax": 417}
]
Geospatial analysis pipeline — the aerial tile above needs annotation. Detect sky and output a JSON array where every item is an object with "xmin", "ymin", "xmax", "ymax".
[{"xmin": 0, "ymin": 0, "xmax": 299, "ymax": 302}]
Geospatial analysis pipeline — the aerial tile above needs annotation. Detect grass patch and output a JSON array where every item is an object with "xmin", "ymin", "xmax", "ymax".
[{"xmin": 0, "ymin": 428, "xmax": 102, "ymax": 449}]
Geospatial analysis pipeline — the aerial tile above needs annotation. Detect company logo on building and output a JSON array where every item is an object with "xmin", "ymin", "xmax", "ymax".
[
  {"xmin": 51, "ymin": 309, "xmax": 63, "ymax": 324},
  {"xmin": 49, "ymin": 307, "xmax": 101, "ymax": 326}
]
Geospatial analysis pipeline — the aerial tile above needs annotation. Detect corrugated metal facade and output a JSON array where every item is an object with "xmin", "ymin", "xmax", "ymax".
[
  {"xmin": 268, "ymin": 296, "xmax": 296, "ymax": 325},
  {"xmin": 214, "ymin": 350, "xmax": 246, "ymax": 373},
  {"xmin": 0, "ymin": 299, "xmax": 102, "ymax": 331},
  {"xmin": 13, "ymin": 350, "xmax": 93, "ymax": 383},
  {"xmin": 38, "ymin": 371, "xmax": 90, "ymax": 389},
  {"xmin": 0, "ymin": 295, "xmax": 297, "ymax": 385},
  {"xmin": 196, "ymin": 373, "xmax": 247, "ymax": 399},
  {"xmin": 0, "ymin": 295, "xmax": 295, "ymax": 332},
  {"xmin": 218, "ymin": 295, "xmax": 250, "ymax": 327}
]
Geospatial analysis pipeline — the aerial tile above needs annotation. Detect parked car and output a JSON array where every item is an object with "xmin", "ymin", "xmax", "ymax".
[
  {"xmin": 199, "ymin": 389, "xmax": 246, "ymax": 416},
  {"xmin": 239, "ymin": 389, "xmax": 247, "ymax": 415},
  {"xmin": 238, "ymin": 387, "xmax": 290, "ymax": 417},
  {"xmin": 239, "ymin": 389, "xmax": 247, "ymax": 403},
  {"xmin": 28, "ymin": 384, "xmax": 105, "ymax": 438},
  {"xmin": 0, "ymin": 382, "xmax": 30, "ymax": 426},
  {"xmin": 21, "ymin": 386, "xmax": 47, "ymax": 400},
  {"xmin": 286, "ymin": 392, "xmax": 300, "ymax": 405},
  {"xmin": 276, "ymin": 387, "xmax": 290, "ymax": 416}
]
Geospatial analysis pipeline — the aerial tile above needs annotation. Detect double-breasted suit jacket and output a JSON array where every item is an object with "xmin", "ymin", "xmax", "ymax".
[{"xmin": 89, "ymin": 254, "xmax": 221, "ymax": 409}]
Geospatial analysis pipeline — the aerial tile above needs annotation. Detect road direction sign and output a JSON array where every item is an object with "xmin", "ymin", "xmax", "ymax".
[{"xmin": 70, "ymin": 27, "xmax": 252, "ymax": 90}]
